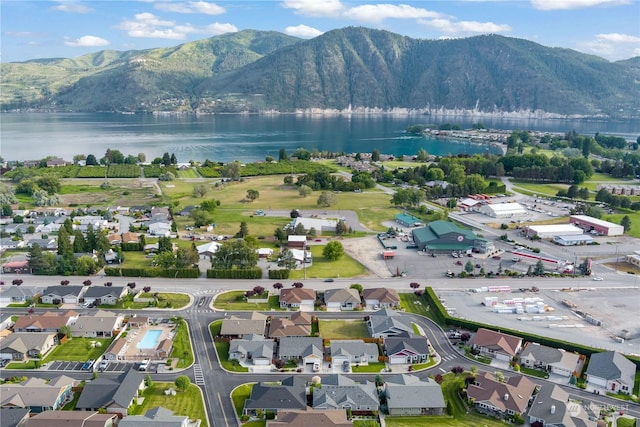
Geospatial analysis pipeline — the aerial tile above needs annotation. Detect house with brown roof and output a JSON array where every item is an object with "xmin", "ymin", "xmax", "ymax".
[
  {"xmin": 471, "ymin": 328, "xmax": 523, "ymax": 362},
  {"xmin": 467, "ymin": 372, "xmax": 536, "ymax": 418},
  {"xmin": 2, "ymin": 260, "xmax": 30, "ymax": 274},
  {"xmin": 156, "ymin": 338, "xmax": 173, "ymax": 358},
  {"xmin": 279, "ymin": 288, "xmax": 316, "ymax": 310},
  {"xmin": 13, "ymin": 311, "xmax": 77, "ymax": 333},
  {"xmin": 121, "ymin": 232, "xmax": 140, "ymax": 244},
  {"xmin": 219, "ymin": 312, "xmax": 268, "ymax": 338},
  {"xmin": 268, "ymin": 312, "xmax": 312, "ymax": 338},
  {"xmin": 363, "ymin": 288, "xmax": 400, "ymax": 309},
  {"xmin": 267, "ymin": 408, "xmax": 352, "ymax": 427},
  {"xmin": 324, "ymin": 288, "xmax": 361, "ymax": 311},
  {"xmin": 103, "ymin": 338, "xmax": 127, "ymax": 361},
  {"xmin": 20, "ymin": 410, "xmax": 118, "ymax": 427}
]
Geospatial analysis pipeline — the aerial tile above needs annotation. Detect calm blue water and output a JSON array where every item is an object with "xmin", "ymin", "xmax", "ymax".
[
  {"xmin": 137, "ymin": 329, "xmax": 162, "ymax": 349},
  {"xmin": 1, "ymin": 113, "xmax": 638, "ymax": 163}
]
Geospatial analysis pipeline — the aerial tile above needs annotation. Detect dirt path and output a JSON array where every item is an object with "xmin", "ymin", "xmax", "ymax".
[{"xmin": 341, "ymin": 235, "xmax": 393, "ymax": 278}]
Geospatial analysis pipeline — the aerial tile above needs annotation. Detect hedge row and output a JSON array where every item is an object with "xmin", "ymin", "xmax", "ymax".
[
  {"xmin": 268, "ymin": 269, "xmax": 290, "ymax": 279},
  {"xmin": 120, "ymin": 243, "xmax": 142, "ymax": 251},
  {"xmin": 104, "ymin": 267, "xmax": 199, "ymax": 278},
  {"xmin": 423, "ymin": 287, "xmax": 640, "ymax": 368},
  {"xmin": 206, "ymin": 268, "xmax": 262, "ymax": 279}
]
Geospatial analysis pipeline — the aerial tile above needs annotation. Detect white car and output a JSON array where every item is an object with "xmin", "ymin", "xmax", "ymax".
[{"xmin": 592, "ymin": 276, "xmax": 604, "ymax": 281}]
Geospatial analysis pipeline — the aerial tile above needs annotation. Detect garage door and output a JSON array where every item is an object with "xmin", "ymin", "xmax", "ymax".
[
  {"xmin": 389, "ymin": 355, "xmax": 407, "ymax": 364},
  {"xmin": 64, "ymin": 297, "xmax": 78, "ymax": 304}
]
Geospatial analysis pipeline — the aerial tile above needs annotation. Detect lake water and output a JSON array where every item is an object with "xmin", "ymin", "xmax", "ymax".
[{"xmin": 1, "ymin": 113, "xmax": 639, "ymax": 163}]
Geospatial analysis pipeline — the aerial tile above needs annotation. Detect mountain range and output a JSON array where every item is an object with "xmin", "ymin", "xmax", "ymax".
[{"xmin": 2, "ymin": 27, "xmax": 639, "ymax": 118}]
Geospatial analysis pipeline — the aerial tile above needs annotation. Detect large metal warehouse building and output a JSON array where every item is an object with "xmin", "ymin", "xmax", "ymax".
[
  {"xmin": 524, "ymin": 224, "xmax": 584, "ymax": 239},
  {"xmin": 569, "ymin": 215, "xmax": 624, "ymax": 236},
  {"xmin": 479, "ymin": 202, "xmax": 528, "ymax": 218}
]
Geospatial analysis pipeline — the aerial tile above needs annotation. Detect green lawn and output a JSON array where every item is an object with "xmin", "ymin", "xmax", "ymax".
[
  {"xmin": 131, "ymin": 383, "xmax": 207, "ymax": 427},
  {"xmin": 616, "ymin": 417, "xmax": 637, "ymax": 427},
  {"xmin": 114, "ymin": 292, "xmax": 191, "ymax": 309},
  {"xmin": 209, "ymin": 320, "xmax": 249, "ymax": 372},
  {"xmin": 231, "ymin": 383, "xmax": 255, "ymax": 416},
  {"xmin": 519, "ymin": 366, "xmax": 550, "ymax": 379},
  {"xmin": 511, "ymin": 180, "xmax": 568, "ymax": 197},
  {"xmin": 288, "ymin": 244, "xmax": 367, "ymax": 279},
  {"xmin": 385, "ymin": 414, "xmax": 509, "ymax": 427},
  {"xmin": 212, "ymin": 291, "xmax": 281, "ymax": 311},
  {"xmin": 352, "ymin": 362, "xmax": 385, "ymax": 373},
  {"xmin": 320, "ymin": 320, "xmax": 370, "ymax": 339},
  {"xmin": 177, "ymin": 168, "xmax": 200, "ymax": 178},
  {"xmin": 604, "ymin": 212, "xmax": 640, "ymax": 238},
  {"xmin": 169, "ymin": 319, "xmax": 194, "ymax": 368},
  {"xmin": 43, "ymin": 337, "xmax": 114, "ymax": 363},
  {"xmin": 120, "ymin": 251, "xmax": 153, "ymax": 268}
]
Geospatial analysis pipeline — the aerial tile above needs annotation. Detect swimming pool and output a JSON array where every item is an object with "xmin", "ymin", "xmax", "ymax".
[{"xmin": 137, "ymin": 329, "xmax": 162, "ymax": 349}]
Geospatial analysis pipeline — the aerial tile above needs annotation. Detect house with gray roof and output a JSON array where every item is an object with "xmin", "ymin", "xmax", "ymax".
[
  {"xmin": 219, "ymin": 312, "xmax": 267, "ymax": 338},
  {"xmin": 229, "ymin": 336, "xmax": 275, "ymax": 366},
  {"xmin": 330, "ymin": 340, "xmax": 379, "ymax": 366},
  {"xmin": 520, "ymin": 342, "xmax": 584, "ymax": 378},
  {"xmin": 0, "ymin": 408, "xmax": 30, "ymax": 427},
  {"xmin": 528, "ymin": 384, "xmax": 598, "ymax": 427},
  {"xmin": 0, "ymin": 332, "xmax": 57, "ymax": 361},
  {"xmin": 362, "ymin": 288, "xmax": 399, "ymax": 309},
  {"xmin": 323, "ymin": 288, "xmax": 361, "ymax": 311},
  {"xmin": 40, "ymin": 286, "xmax": 85, "ymax": 305},
  {"xmin": 277, "ymin": 337, "xmax": 323, "ymax": 365},
  {"xmin": 76, "ymin": 366, "xmax": 146, "ymax": 416},
  {"xmin": 0, "ymin": 286, "xmax": 39, "ymax": 307},
  {"xmin": 586, "ymin": 351, "xmax": 636, "ymax": 394},
  {"xmin": 70, "ymin": 310, "xmax": 124, "ymax": 338},
  {"xmin": 312, "ymin": 381, "xmax": 379, "ymax": 413},
  {"xmin": 367, "ymin": 308, "xmax": 414, "ymax": 338},
  {"xmin": 320, "ymin": 374, "xmax": 356, "ymax": 387},
  {"xmin": 119, "ymin": 406, "xmax": 197, "ymax": 427},
  {"xmin": 384, "ymin": 336, "xmax": 430, "ymax": 365},
  {"xmin": 242, "ymin": 378, "xmax": 306, "ymax": 416},
  {"xmin": 82, "ymin": 287, "xmax": 128, "ymax": 306},
  {"xmin": 20, "ymin": 410, "xmax": 119, "ymax": 427},
  {"xmin": 0, "ymin": 375, "xmax": 77, "ymax": 412},
  {"xmin": 27, "ymin": 238, "xmax": 58, "ymax": 251},
  {"xmin": 385, "ymin": 374, "xmax": 446, "ymax": 416}
]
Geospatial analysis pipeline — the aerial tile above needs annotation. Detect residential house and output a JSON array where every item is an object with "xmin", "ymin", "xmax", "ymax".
[
  {"xmin": 107, "ymin": 234, "xmax": 123, "ymax": 245},
  {"xmin": 0, "ymin": 408, "xmax": 30, "ymax": 427},
  {"xmin": 20, "ymin": 411, "xmax": 118, "ymax": 427},
  {"xmin": 197, "ymin": 241, "xmax": 220, "ymax": 259},
  {"xmin": 82, "ymin": 287, "xmax": 128, "ymax": 306},
  {"xmin": 528, "ymin": 385, "xmax": 598, "ymax": 427},
  {"xmin": 178, "ymin": 206, "xmax": 196, "ymax": 217},
  {"xmin": 46, "ymin": 158, "xmax": 68, "ymax": 167},
  {"xmin": 13, "ymin": 311, "xmax": 77, "ymax": 333},
  {"xmin": 242, "ymin": 377, "xmax": 306, "ymax": 416},
  {"xmin": 367, "ymin": 308, "xmax": 414, "ymax": 338},
  {"xmin": 121, "ymin": 232, "xmax": 140, "ymax": 244},
  {"xmin": 0, "ymin": 332, "xmax": 57, "ymax": 361},
  {"xmin": 268, "ymin": 312, "xmax": 312, "ymax": 338},
  {"xmin": 362, "ymin": 288, "xmax": 400, "ymax": 309},
  {"xmin": 266, "ymin": 409, "xmax": 352, "ymax": 427},
  {"xmin": 279, "ymin": 288, "xmax": 316, "ymax": 311},
  {"xmin": 40, "ymin": 286, "xmax": 86, "ymax": 305},
  {"xmin": 467, "ymin": 372, "xmax": 536, "ymax": 418},
  {"xmin": 312, "ymin": 380, "xmax": 379, "ymax": 413},
  {"xmin": 3, "ymin": 224, "xmax": 30, "ymax": 236},
  {"xmin": 147, "ymin": 219, "xmax": 171, "ymax": 237},
  {"xmin": 150, "ymin": 207, "xmax": 171, "ymax": 221},
  {"xmin": 384, "ymin": 336, "xmax": 430, "ymax": 365},
  {"xmin": 73, "ymin": 216, "xmax": 108, "ymax": 230},
  {"xmin": 219, "ymin": 312, "xmax": 267, "ymax": 338},
  {"xmin": 228, "ymin": 335, "xmax": 275, "ymax": 366},
  {"xmin": 323, "ymin": 288, "xmax": 361, "ymax": 311},
  {"xmin": 330, "ymin": 340, "xmax": 379, "ymax": 366},
  {"xmin": 76, "ymin": 367, "xmax": 146, "ymax": 416},
  {"xmin": 0, "ymin": 375, "xmax": 77, "ymax": 412},
  {"xmin": 119, "ymin": 407, "xmax": 196, "ymax": 427},
  {"xmin": 277, "ymin": 337, "xmax": 323, "ymax": 365},
  {"xmin": 519, "ymin": 343, "xmax": 584, "ymax": 378},
  {"xmin": 2, "ymin": 260, "xmax": 30, "ymax": 274},
  {"xmin": 27, "ymin": 238, "xmax": 57, "ymax": 251},
  {"xmin": 586, "ymin": 351, "xmax": 636, "ymax": 394},
  {"xmin": 35, "ymin": 222, "xmax": 63, "ymax": 234},
  {"xmin": 70, "ymin": 310, "xmax": 124, "ymax": 338},
  {"xmin": 385, "ymin": 374, "xmax": 446, "ymax": 416},
  {"xmin": 0, "ymin": 238, "xmax": 27, "ymax": 252},
  {"xmin": 0, "ymin": 286, "xmax": 39, "ymax": 307},
  {"xmin": 471, "ymin": 328, "xmax": 523, "ymax": 362}
]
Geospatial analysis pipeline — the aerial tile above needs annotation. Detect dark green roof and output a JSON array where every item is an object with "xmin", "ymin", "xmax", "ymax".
[
  {"xmin": 425, "ymin": 243, "xmax": 472, "ymax": 251},
  {"xmin": 395, "ymin": 213, "xmax": 421, "ymax": 224},
  {"xmin": 428, "ymin": 220, "xmax": 476, "ymax": 239}
]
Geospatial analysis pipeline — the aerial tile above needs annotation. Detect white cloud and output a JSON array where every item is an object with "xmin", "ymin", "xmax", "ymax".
[
  {"xmin": 580, "ymin": 32, "xmax": 640, "ymax": 60},
  {"xmin": 281, "ymin": 0, "xmax": 344, "ymax": 17},
  {"xmin": 421, "ymin": 18, "xmax": 512, "ymax": 35},
  {"xmin": 531, "ymin": 0, "xmax": 629, "ymax": 10},
  {"xmin": 285, "ymin": 24, "xmax": 323, "ymax": 38},
  {"xmin": 116, "ymin": 12, "xmax": 236, "ymax": 39},
  {"xmin": 155, "ymin": 1, "xmax": 226, "ymax": 15},
  {"xmin": 344, "ymin": 4, "xmax": 444, "ymax": 23},
  {"xmin": 64, "ymin": 35, "xmax": 110, "ymax": 47},
  {"xmin": 52, "ymin": 1, "xmax": 94, "ymax": 14}
]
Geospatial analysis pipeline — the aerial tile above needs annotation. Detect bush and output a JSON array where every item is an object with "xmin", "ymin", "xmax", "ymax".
[
  {"xmin": 206, "ymin": 268, "xmax": 262, "ymax": 279},
  {"xmin": 268, "ymin": 269, "xmax": 290, "ymax": 279}
]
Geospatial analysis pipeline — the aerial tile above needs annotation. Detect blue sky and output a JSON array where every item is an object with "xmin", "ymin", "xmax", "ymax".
[{"xmin": 2, "ymin": 0, "xmax": 639, "ymax": 63}]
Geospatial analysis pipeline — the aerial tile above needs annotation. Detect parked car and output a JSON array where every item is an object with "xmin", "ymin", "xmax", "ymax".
[
  {"xmin": 98, "ymin": 359, "xmax": 108, "ymax": 371},
  {"xmin": 324, "ymin": 278, "xmax": 334, "ymax": 282},
  {"xmin": 138, "ymin": 359, "xmax": 150, "ymax": 371}
]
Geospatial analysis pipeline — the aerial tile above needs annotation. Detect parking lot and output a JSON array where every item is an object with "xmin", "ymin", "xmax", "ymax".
[{"xmin": 48, "ymin": 360, "xmax": 135, "ymax": 372}]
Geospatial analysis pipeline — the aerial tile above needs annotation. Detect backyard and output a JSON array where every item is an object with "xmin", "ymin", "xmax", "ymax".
[
  {"xmin": 212, "ymin": 291, "xmax": 280, "ymax": 311},
  {"xmin": 7, "ymin": 337, "xmax": 114, "ymax": 369},
  {"xmin": 319, "ymin": 319, "xmax": 370, "ymax": 339},
  {"xmin": 288, "ymin": 244, "xmax": 367, "ymax": 279},
  {"xmin": 130, "ymin": 382, "xmax": 207, "ymax": 427},
  {"xmin": 209, "ymin": 320, "xmax": 249, "ymax": 373}
]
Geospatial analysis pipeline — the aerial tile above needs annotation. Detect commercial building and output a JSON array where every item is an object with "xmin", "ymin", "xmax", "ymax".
[
  {"xmin": 479, "ymin": 202, "xmax": 527, "ymax": 218},
  {"xmin": 552, "ymin": 234, "xmax": 593, "ymax": 246},
  {"xmin": 524, "ymin": 224, "xmax": 584, "ymax": 239},
  {"xmin": 411, "ymin": 220, "xmax": 493, "ymax": 254},
  {"xmin": 569, "ymin": 215, "xmax": 624, "ymax": 236}
]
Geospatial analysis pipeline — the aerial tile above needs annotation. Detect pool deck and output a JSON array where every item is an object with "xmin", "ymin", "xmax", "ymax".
[{"xmin": 122, "ymin": 322, "xmax": 175, "ymax": 360}]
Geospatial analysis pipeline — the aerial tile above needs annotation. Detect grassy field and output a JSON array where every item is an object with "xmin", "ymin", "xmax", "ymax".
[
  {"xmin": 43, "ymin": 337, "xmax": 113, "ymax": 363},
  {"xmin": 616, "ymin": 417, "xmax": 637, "ymax": 427},
  {"xmin": 385, "ymin": 414, "xmax": 509, "ymax": 427},
  {"xmin": 289, "ymin": 244, "xmax": 367, "ymax": 279},
  {"xmin": 131, "ymin": 383, "xmax": 207, "ymax": 427},
  {"xmin": 170, "ymin": 319, "xmax": 194, "ymax": 368},
  {"xmin": 209, "ymin": 320, "xmax": 250, "ymax": 372},
  {"xmin": 212, "ymin": 291, "xmax": 280, "ymax": 311},
  {"xmin": 511, "ymin": 180, "xmax": 568, "ymax": 197},
  {"xmin": 604, "ymin": 212, "xmax": 640, "ymax": 238},
  {"xmin": 231, "ymin": 383, "xmax": 255, "ymax": 416},
  {"xmin": 320, "ymin": 320, "xmax": 370, "ymax": 339},
  {"xmin": 176, "ymin": 168, "xmax": 200, "ymax": 179},
  {"xmin": 60, "ymin": 178, "xmax": 158, "ymax": 207}
]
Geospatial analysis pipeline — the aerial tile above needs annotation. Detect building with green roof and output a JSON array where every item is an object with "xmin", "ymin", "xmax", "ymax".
[
  {"xmin": 411, "ymin": 220, "xmax": 494, "ymax": 254},
  {"xmin": 394, "ymin": 213, "xmax": 423, "ymax": 227}
]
